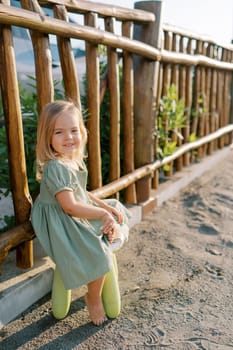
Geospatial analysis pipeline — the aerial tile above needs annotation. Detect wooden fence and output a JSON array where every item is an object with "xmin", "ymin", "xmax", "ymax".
[{"xmin": 0, "ymin": 0, "xmax": 233, "ymax": 273}]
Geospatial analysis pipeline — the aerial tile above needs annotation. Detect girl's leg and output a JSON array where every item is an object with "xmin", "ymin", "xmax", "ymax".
[
  {"xmin": 51, "ymin": 266, "xmax": 71, "ymax": 319},
  {"xmin": 85, "ymin": 275, "xmax": 107, "ymax": 326},
  {"xmin": 102, "ymin": 254, "xmax": 121, "ymax": 319}
]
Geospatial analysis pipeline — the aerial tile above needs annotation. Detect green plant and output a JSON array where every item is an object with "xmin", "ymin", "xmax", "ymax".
[
  {"xmin": 0, "ymin": 78, "xmax": 66, "ymax": 231},
  {"xmin": 0, "ymin": 78, "xmax": 65, "ymax": 198},
  {"xmin": 156, "ymin": 84, "xmax": 186, "ymax": 161},
  {"xmin": 188, "ymin": 132, "xmax": 197, "ymax": 142},
  {"xmin": 0, "ymin": 215, "xmax": 15, "ymax": 233},
  {"xmin": 191, "ymin": 96, "xmax": 207, "ymax": 120},
  {"xmin": 0, "ymin": 82, "xmax": 39, "ymax": 196}
]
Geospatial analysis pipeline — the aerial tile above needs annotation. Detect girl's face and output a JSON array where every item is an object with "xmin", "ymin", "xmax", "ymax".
[{"xmin": 51, "ymin": 112, "xmax": 82, "ymax": 160}]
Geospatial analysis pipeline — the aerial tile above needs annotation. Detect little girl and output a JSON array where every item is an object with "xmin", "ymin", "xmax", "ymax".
[{"xmin": 31, "ymin": 100, "xmax": 130, "ymax": 325}]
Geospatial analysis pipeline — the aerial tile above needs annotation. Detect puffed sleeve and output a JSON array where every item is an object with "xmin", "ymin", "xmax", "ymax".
[{"xmin": 43, "ymin": 160, "xmax": 78, "ymax": 196}]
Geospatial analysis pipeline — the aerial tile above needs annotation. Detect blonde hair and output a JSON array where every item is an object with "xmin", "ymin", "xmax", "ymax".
[{"xmin": 36, "ymin": 100, "xmax": 87, "ymax": 180}]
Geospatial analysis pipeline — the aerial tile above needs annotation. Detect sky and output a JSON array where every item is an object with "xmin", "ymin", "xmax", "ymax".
[{"xmin": 94, "ymin": 0, "xmax": 233, "ymax": 45}]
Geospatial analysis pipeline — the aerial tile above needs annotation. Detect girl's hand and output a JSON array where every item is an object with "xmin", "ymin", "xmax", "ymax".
[
  {"xmin": 101, "ymin": 211, "xmax": 117, "ymax": 243},
  {"xmin": 87, "ymin": 192, "xmax": 124, "ymax": 224},
  {"xmin": 105, "ymin": 206, "xmax": 124, "ymax": 224},
  {"xmin": 105, "ymin": 227, "xmax": 115, "ymax": 244}
]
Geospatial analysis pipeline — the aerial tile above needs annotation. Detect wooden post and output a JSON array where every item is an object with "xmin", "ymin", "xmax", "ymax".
[
  {"xmin": 105, "ymin": 17, "xmax": 121, "ymax": 196},
  {"xmin": 229, "ymin": 51, "xmax": 233, "ymax": 144},
  {"xmin": 133, "ymin": 0, "xmax": 163, "ymax": 202},
  {"xmin": 226, "ymin": 50, "xmax": 233, "ymax": 145},
  {"xmin": 152, "ymin": 40, "xmax": 163, "ymax": 189},
  {"xmin": 171, "ymin": 33, "xmax": 179, "ymax": 89},
  {"xmin": 162, "ymin": 31, "xmax": 172, "ymax": 96},
  {"xmin": 196, "ymin": 41, "xmax": 205, "ymax": 159},
  {"xmin": 183, "ymin": 38, "xmax": 193, "ymax": 166},
  {"xmin": 0, "ymin": 14, "xmax": 33, "ymax": 269},
  {"xmin": 230, "ymin": 51, "xmax": 233, "ymax": 126},
  {"xmin": 199, "ymin": 41, "xmax": 207, "ymax": 156},
  {"xmin": 85, "ymin": 13, "xmax": 102, "ymax": 190},
  {"xmin": 122, "ymin": 21, "xmax": 137, "ymax": 204},
  {"xmin": 191, "ymin": 40, "xmax": 201, "ymax": 162},
  {"xmin": 161, "ymin": 30, "xmax": 172, "ymax": 176},
  {"xmin": 54, "ymin": 4, "xmax": 81, "ymax": 108},
  {"xmin": 178, "ymin": 35, "xmax": 186, "ymax": 170},
  {"xmin": 217, "ymin": 46, "xmax": 224, "ymax": 149},
  {"xmin": 21, "ymin": 0, "xmax": 54, "ymax": 113},
  {"xmin": 222, "ymin": 49, "xmax": 232, "ymax": 145},
  {"xmin": 207, "ymin": 43, "xmax": 216, "ymax": 154}
]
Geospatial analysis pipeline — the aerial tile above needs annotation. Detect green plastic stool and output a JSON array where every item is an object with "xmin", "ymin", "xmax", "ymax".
[
  {"xmin": 52, "ymin": 254, "xmax": 120, "ymax": 320},
  {"xmin": 51, "ymin": 266, "xmax": 71, "ymax": 319},
  {"xmin": 102, "ymin": 254, "xmax": 121, "ymax": 318}
]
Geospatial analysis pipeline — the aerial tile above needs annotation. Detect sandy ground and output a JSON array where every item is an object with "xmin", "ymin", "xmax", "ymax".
[{"xmin": 1, "ymin": 152, "xmax": 233, "ymax": 350}]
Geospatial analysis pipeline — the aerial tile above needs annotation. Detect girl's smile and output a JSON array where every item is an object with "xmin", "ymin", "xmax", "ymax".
[{"xmin": 51, "ymin": 112, "xmax": 82, "ymax": 160}]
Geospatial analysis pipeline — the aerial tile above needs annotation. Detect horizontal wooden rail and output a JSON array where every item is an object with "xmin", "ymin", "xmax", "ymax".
[
  {"xmin": 161, "ymin": 50, "xmax": 233, "ymax": 69},
  {"xmin": 0, "ymin": 221, "xmax": 34, "ymax": 273},
  {"xmin": 0, "ymin": 124, "xmax": 232, "ymax": 272},
  {"xmin": 39, "ymin": 0, "xmax": 155, "ymax": 22},
  {"xmin": 0, "ymin": 6, "xmax": 232, "ymax": 71}
]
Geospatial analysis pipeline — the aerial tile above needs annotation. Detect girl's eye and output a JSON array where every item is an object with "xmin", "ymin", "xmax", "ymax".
[
  {"xmin": 72, "ymin": 129, "xmax": 80, "ymax": 133},
  {"xmin": 54, "ymin": 130, "xmax": 63, "ymax": 135}
]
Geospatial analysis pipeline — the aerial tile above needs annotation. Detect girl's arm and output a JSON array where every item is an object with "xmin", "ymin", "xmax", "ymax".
[
  {"xmin": 56, "ymin": 190, "xmax": 116, "ymax": 240},
  {"xmin": 87, "ymin": 191, "xmax": 123, "ymax": 224}
]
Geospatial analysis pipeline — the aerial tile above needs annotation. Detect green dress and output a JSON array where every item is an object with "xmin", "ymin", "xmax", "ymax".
[{"xmin": 31, "ymin": 160, "xmax": 130, "ymax": 290}]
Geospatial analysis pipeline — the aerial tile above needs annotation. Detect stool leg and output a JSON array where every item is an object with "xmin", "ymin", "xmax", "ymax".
[
  {"xmin": 51, "ymin": 266, "xmax": 71, "ymax": 319},
  {"xmin": 112, "ymin": 253, "xmax": 118, "ymax": 277},
  {"xmin": 102, "ymin": 254, "xmax": 121, "ymax": 318}
]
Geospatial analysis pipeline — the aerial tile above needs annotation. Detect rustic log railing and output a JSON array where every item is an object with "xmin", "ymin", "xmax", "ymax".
[{"xmin": 0, "ymin": 0, "xmax": 232, "ymax": 273}]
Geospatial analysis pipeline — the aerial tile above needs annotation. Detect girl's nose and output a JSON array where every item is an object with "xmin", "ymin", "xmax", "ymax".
[{"xmin": 65, "ymin": 131, "xmax": 72, "ymax": 139}]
